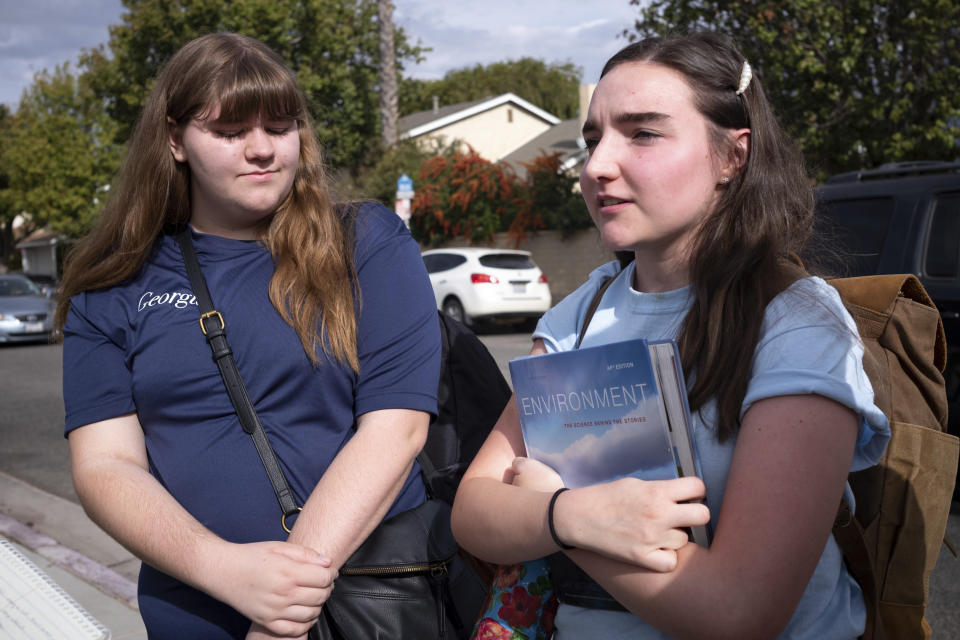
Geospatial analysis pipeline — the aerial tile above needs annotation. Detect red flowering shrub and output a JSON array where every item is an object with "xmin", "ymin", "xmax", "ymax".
[
  {"xmin": 410, "ymin": 147, "xmax": 518, "ymax": 246},
  {"xmin": 410, "ymin": 148, "xmax": 588, "ymax": 247},
  {"xmin": 511, "ymin": 152, "xmax": 589, "ymax": 243}
]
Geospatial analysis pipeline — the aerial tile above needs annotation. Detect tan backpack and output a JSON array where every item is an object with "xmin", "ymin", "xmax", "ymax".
[{"xmin": 830, "ymin": 274, "xmax": 959, "ymax": 640}]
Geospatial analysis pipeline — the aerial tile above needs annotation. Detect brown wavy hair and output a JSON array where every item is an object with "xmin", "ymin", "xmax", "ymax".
[
  {"xmin": 602, "ymin": 32, "xmax": 813, "ymax": 441},
  {"xmin": 55, "ymin": 33, "xmax": 359, "ymax": 371}
]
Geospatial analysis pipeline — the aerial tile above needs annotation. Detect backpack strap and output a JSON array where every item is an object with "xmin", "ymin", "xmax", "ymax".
[
  {"xmin": 416, "ymin": 310, "xmax": 458, "ymax": 502},
  {"xmin": 575, "ymin": 271, "xmax": 621, "ymax": 349},
  {"xmin": 416, "ymin": 451, "xmax": 439, "ymax": 501},
  {"xmin": 833, "ymin": 500, "xmax": 883, "ymax": 640}
]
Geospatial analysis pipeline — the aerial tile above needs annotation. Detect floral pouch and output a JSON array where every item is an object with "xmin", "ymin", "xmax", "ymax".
[{"xmin": 469, "ymin": 558, "xmax": 558, "ymax": 640}]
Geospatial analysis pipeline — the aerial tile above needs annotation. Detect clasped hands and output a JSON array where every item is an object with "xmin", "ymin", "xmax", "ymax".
[
  {"xmin": 509, "ymin": 456, "xmax": 710, "ymax": 572},
  {"xmin": 228, "ymin": 456, "xmax": 711, "ymax": 638},
  {"xmin": 198, "ymin": 539, "xmax": 336, "ymax": 639}
]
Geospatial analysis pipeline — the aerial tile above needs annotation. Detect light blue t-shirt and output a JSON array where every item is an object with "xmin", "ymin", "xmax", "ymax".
[{"xmin": 534, "ymin": 261, "xmax": 890, "ymax": 640}]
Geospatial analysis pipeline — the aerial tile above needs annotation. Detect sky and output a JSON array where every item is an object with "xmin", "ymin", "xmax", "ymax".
[{"xmin": 0, "ymin": 0, "xmax": 643, "ymax": 110}]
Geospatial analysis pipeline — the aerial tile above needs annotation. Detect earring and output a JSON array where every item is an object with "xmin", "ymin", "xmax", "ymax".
[{"xmin": 720, "ymin": 176, "xmax": 730, "ymax": 185}]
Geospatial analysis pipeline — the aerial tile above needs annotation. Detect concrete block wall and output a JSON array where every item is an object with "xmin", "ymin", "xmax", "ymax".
[{"xmin": 435, "ymin": 228, "xmax": 616, "ymax": 304}]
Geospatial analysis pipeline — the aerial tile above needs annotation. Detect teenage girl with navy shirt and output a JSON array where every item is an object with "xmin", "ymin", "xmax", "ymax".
[
  {"xmin": 56, "ymin": 33, "xmax": 440, "ymax": 639},
  {"xmin": 452, "ymin": 32, "xmax": 888, "ymax": 639}
]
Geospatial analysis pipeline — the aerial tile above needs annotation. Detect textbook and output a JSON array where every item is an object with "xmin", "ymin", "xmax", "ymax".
[
  {"xmin": 0, "ymin": 538, "xmax": 111, "ymax": 639},
  {"xmin": 509, "ymin": 338, "xmax": 710, "ymax": 546}
]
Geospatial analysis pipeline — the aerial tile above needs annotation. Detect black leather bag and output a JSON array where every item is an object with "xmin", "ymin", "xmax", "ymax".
[{"xmin": 310, "ymin": 499, "xmax": 485, "ymax": 640}]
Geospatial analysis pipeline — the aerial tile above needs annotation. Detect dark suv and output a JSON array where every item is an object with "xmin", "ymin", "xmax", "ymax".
[{"xmin": 809, "ymin": 161, "xmax": 960, "ymax": 496}]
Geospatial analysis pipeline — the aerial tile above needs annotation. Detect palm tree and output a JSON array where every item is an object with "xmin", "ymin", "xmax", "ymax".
[{"xmin": 378, "ymin": 0, "xmax": 398, "ymax": 148}]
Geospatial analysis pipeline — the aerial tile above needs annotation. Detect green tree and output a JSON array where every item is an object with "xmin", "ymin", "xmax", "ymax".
[
  {"xmin": 354, "ymin": 138, "xmax": 451, "ymax": 207},
  {"xmin": 400, "ymin": 58, "xmax": 582, "ymax": 120},
  {"xmin": 0, "ymin": 104, "xmax": 18, "ymax": 269},
  {"xmin": 511, "ymin": 153, "xmax": 591, "ymax": 241},
  {"xmin": 2, "ymin": 65, "xmax": 121, "ymax": 241},
  {"xmin": 627, "ymin": 0, "xmax": 960, "ymax": 178},
  {"xmin": 80, "ymin": 0, "xmax": 425, "ymax": 169}
]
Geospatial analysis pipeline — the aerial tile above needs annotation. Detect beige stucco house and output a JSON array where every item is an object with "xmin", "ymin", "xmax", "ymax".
[
  {"xmin": 399, "ymin": 93, "xmax": 562, "ymax": 163},
  {"xmin": 502, "ymin": 117, "xmax": 584, "ymax": 179},
  {"xmin": 400, "ymin": 86, "xmax": 598, "ymax": 180}
]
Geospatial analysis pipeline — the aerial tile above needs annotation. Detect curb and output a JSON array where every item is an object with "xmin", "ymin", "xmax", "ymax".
[
  {"xmin": 0, "ymin": 513, "xmax": 137, "ymax": 608},
  {"xmin": 0, "ymin": 471, "xmax": 139, "ymax": 609}
]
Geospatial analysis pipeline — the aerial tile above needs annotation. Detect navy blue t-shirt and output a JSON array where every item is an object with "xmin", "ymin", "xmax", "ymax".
[{"xmin": 62, "ymin": 203, "xmax": 441, "ymax": 638}]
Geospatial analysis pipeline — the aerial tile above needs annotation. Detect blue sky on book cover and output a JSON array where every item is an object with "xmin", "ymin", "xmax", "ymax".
[{"xmin": 510, "ymin": 339, "xmax": 677, "ymax": 488}]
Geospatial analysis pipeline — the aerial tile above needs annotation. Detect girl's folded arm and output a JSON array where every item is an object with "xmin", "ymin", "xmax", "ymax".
[
  {"xmin": 452, "ymin": 339, "xmax": 710, "ymax": 573},
  {"xmin": 568, "ymin": 393, "xmax": 859, "ymax": 640},
  {"xmin": 452, "ymin": 393, "xmax": 565, "ymax": 564}
]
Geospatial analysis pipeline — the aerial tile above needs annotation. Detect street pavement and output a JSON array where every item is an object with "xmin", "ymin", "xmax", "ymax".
[{"xmin": 1, "ymin": 339, "xmax": 958, "ymax": 638}]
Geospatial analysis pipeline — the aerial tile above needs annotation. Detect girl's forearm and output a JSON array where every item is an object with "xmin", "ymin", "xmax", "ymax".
[
  {"xmin": 287, "ymin": 408, "xmax": 429, "ymax": 568},
  {"xmin": 452, "ymin": 477, "xmax": 562, "ymax": 563}
]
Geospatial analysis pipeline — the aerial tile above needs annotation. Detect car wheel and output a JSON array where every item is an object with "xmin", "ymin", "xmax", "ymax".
[{"xmin": 442, "ymin": 297, "xmax": 468, "ymax": 325}]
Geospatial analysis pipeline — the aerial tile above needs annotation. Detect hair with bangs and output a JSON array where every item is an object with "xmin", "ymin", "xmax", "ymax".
[
  {"xmin": 600, "ymin": 32, "xmax": 813, "ymax": 441},
  {"xmin": 55, "ymin": 33, "xmax": 360, "ymax": 371}
]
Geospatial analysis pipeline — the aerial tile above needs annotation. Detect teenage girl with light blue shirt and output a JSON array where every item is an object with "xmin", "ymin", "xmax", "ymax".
[{"xmin": 451, "ymin": 32, "xmax": 888, "ymax": 640}]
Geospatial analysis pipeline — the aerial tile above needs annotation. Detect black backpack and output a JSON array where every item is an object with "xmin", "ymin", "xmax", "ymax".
[
  {"xmin": 414, "ymin": 312, "xmax": 512, "ymax": 634},
  {"xmin": 419, "ymin": 311, "xmax": 513, "ymax": 505}
]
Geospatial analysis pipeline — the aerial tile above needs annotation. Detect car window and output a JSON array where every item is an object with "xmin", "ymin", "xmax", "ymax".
[
  {"xmin": 925, "ymin": 192, "xmax": 960, "ymax": 278},
  {"xmin": 478, "ymin": 254, "xmax": 535, "ymax": 269},
  {"xmin": 811, "ymin": 197, "xmax": 896, "ymax": 276},
  {"xmin": 0, "ymin": 276, "xmax": 42, "ymax": 296},
  {"xmin": 441, "ymin": 254, "xmax": 467, "ymax": 271},
  {"xmin": 422, "ymin": 253, "xmax": 467, "ymax": 273},
  {"xmin": 422, "ymin": 254, "xmax": 443, "ymax": 273}
]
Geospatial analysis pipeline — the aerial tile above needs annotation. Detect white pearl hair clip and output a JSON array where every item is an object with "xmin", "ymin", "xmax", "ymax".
[{"xmin": 736, "ymin": 60, "xmax": 753, "ymax": 96}]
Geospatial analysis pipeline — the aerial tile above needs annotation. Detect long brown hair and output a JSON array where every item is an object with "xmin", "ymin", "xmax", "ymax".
[
  {"xmin": 602, "ymin": 32, "xmax": 813, "ymax": 440},
  {"xmin": 55, "ymin": 33, "xmax": 359, "ymax": 371}
]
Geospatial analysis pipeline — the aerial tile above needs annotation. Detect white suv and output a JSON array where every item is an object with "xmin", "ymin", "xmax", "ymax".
[{"xmin": 421, "ymin": 248, "xmax": 552, "ymax": 327}]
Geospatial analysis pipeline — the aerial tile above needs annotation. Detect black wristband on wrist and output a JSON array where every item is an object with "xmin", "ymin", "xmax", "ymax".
[{"xmin": 548, "ymin": 487, "xmax": 575, "ymax": 550}]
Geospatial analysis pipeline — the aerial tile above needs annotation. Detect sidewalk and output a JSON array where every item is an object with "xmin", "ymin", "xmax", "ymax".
[{"xmin": 0, "ymin": 471, "xmax": 146, "ymax": 639}]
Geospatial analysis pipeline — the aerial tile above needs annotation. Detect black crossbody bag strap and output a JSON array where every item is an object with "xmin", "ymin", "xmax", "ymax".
[{"xmin": 175, "ymin": 229, "xmax": 302, "ymax": 531}]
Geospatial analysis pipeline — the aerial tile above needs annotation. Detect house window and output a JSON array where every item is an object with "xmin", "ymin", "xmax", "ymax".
[{"xmin": 507, "ymin": 108, "xmax": 513, "ymax": 123}]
